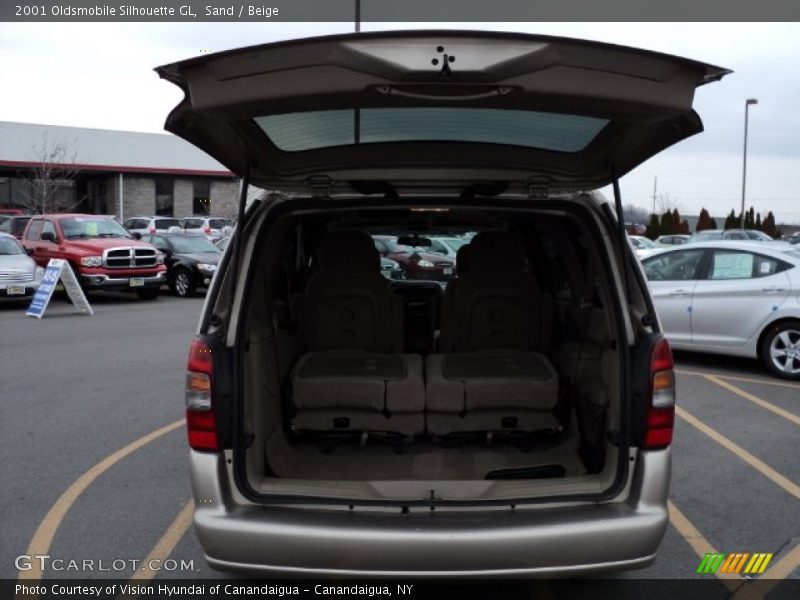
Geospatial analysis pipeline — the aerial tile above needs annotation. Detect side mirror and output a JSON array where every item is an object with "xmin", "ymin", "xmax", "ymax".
[
  {"xmin": 41, "ymin": 231, "xmax": 56, "ymax": 243},
  {"xmin": 25, "ymin": 247, "xmax": 34, "ymax": 256}
]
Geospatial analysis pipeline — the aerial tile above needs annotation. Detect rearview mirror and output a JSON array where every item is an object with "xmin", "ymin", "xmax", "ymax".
[{"xmin": 396, "ymin": 234, "xmax": 432, "ymax": 248}]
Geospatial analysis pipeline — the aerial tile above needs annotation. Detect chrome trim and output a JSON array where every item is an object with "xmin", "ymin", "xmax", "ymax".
[
  {"xmin": 102, "ymin": 246, "xmax": 158, "ymax": 269},
  {"xmin": 81, "ymin": 271, "xmax": 166, "ymax": 287}
]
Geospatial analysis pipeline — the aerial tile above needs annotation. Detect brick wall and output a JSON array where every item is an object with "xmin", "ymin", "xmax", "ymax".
[
  {"xmin": 174, "ymin": 179, "xmax": 193, "ymax": 217},
  {"xmin": 122, "ymin": 177, "xmax": 155, "ymax": 218},
  {"xmin": 210, "ymin": 179, "xmax": 239, "ymax": 218}
]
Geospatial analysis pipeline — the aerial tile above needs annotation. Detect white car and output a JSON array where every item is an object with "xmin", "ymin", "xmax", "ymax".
[
  {"xmin": 641, "ymin": 241, "xmax": 800, "ymax": 379},
  {"xmin": 655, "ymin": 234, "xmax": 690, "ymax": 246},
  {"xmin": 0, "ymin": 233, "xmax": 43, "ymax": 298},
  {"xmin": 180, "ymin": 216, "xmax": 234, "ymax": 241},
  {"xmin": 629, "ymin": 235, "xmax": 661, "ymax": 258},
  {"xmin": 123, "ymin": 215, "xmax": 184, "ymax": 237}
]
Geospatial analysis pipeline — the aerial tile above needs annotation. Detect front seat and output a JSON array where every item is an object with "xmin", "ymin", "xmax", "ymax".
[
  {"xmin": 426, "ymin": 231, "xmax": 559, "ymax": 436},
  {"xmin": 290, "ymin": 231, "xmax": 425, "ymax": 437}
]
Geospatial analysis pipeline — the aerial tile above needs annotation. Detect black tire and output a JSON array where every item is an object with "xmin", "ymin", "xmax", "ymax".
[
  {"xmin": 170, "ymin": 267, "xmax": 195, "ymax": 298},
  {"xmin": 135, "ymin": 288, "xmax": 159, "ymax": 301},
  {"xmin": 760, "ymin": 319, "xmax": 800, "ymax": 380}
]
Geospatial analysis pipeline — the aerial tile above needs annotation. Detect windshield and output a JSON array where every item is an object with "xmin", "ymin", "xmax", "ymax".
[
  {"xmin": 167, "ymin": 236, "xmax": 220, "ymax": 254},
  {"xmin": 440, "ymin": 238, "xmax": 469, "ymax": 252},
  {"xmin": 155, "ymin": 219, "xmax": 182, "ymax": 230},
  {"xmin": 0, "ymin": 237, "xmax": 23, "ymax": 255},
  {"xmin": 745, "ymin": 230, "xmax": 772, "ymax": 241},
  {"xmin": 633, "ymin": 237, "xmax": 658, "ymax": 248},
  {"xmin": 61, "ymin": 218, "xmax": 132, "ymax": 239},
  {"xmin": 691, "ymin": 231, "xmax": 723, "ymax": 241}
]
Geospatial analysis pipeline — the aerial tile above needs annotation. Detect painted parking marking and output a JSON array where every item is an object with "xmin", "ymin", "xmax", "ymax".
[
  {"xmin": 18, "ymin": 419, "xmax": 185, "ymax": 583},
  {"xmin": 675, "ymin": 406, "xmax": 800, "ymax": 501},
  {"xmin": 117, "ymin": 500, "xmax": 195, "ymax": 598},
  {"xmin": 701, "ymin": 374, "xmax": 800, "ymax": 427},
  {"xmin": 676, "ymin": 369, "xmax": 800, "ymax": 391},
  {"xmin": 667, "ymin": 501, "xmax": 741, "ymax": 592}
]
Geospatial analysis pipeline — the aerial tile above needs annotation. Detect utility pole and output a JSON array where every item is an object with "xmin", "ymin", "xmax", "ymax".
[
  {"xmin": 740, "ymin": 98, "xmax": 758, "ymax": 228},
  {"xmin": 652, "ymin": 176, "xmax": 658, "ymax": 216},
  {"xmin": 355, "ymin": 0, "xmax": 360, "ymax": 32}
]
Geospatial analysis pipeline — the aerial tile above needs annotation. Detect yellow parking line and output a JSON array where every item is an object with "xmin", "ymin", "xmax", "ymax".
[
  {"xmin": 667, "ymin": 501, "xmax": 741, "ymax": 592},
  {"xmin": 676, "ymin": 369, "xmax": 800, "ymax": 391},
  {"xmin": 702, "ymin": 374, "xmax": 800, "ymax": 427},
  {"xmin": 118, "ymin": 499, "xmax": 195, "ymax": 597},
  {"xmin": 18, "ymin": 419, "xmax": 185, "ymax": 582},
  {"xmin": 675, "ymin": 406, "xmax": 800, "ymax": 501}
]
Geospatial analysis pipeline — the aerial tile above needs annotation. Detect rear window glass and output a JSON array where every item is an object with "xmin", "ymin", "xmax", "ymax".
[
  {"xmin": 208, "ymin": 219, "xmax": 228, "ymax": 229},
  {"xmin": 155, "ymin": 219, "xmax": 182, "ymax": 230},
  {"xmin": 256, "ymin": 108, "xmax": 609, "ymax": 153},
  {"xmin": 183, "ymin": 219, "xmax": 203, "ymax": 229}
]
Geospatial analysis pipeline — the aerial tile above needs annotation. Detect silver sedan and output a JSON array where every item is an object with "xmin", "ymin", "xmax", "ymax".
[{"xmin": 641, "ymin": 241, "xmax": 800, "ymax": 379}]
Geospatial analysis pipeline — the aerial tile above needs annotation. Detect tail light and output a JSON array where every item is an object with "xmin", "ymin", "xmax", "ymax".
[
  {"xmin": 644, "ymin": 338, "xmax": 676, "ymax": 449},
  {"xmin": 203, "ymin": 226, "xmax": 211, "ymax": 234},
  {"xmin": 185, "ymin": 339, "xmax": 218, "ymax": 451},
  {"xmin": 149, "ymin": 227, "xmax": 156, "ymax": 233}
]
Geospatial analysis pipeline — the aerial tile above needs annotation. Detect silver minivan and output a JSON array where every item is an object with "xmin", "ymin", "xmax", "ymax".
[{"xmin": 159, "ymin": 31, "xmax": 729, "ymax": 576}]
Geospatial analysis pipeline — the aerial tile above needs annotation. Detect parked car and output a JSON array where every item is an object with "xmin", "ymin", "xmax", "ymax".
[
  {"xmin": 688, "ymin": 229, "xmax": 774, "ymax": 243},
  {"xmin": 655, "ymin": 234, "xmax": 690, "ymax": 246},
  {"xmin": 21, "ymin": 214, "xmax": 166, "ymax": 300},
  {"xmin": 782, "ymin": 234, "xmax": 800, "ymax": 245},
  {"xmin": 141, "ymin": 233, "xmax": 221, "ymax": 297},
  {"xmin": 380, "ymin": 256, "xmax": 404, "ymax": 280},
  {"xmin": 372, "ymin": 235, "xmax": 455, "ymax": 282},
  {"xmin": 642, "ymin": 242, "xmax": 800, "ymax": 379},
  {"xmin": 428, "ymin": 236, "xmax": 470, "ymax": 261},
  {"xmin": 0, "ymin": 216, "xmax": 32, "ymax": 240},
  {"xmin": 629, "ymin": 235, "xmax": 661, "ymax": 258},
  {"xmin": 123, "ymin": 215, "xmax": 184, "ymax": 238},
  {"xmin": 0, "ymin": 233, "xmax": 42, "ymax": 298},
  {"xmin": 158, "ymin": 30, "xmax": 729, "ymax": 576},
  {"xmin": 180, "ymin": 216, "xmax": 233, "ymax": 241}
]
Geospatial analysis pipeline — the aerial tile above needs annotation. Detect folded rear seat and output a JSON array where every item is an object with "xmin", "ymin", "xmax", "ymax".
[
  {"xmin": 289, "ymin": 231, "xmax": 425, "ymax": 437},
  {"xmin": 426, "ymin": 232, "xmax": 559, "ymax": 435}
]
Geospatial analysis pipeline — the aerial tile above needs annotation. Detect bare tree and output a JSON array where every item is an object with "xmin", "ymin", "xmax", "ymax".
[
  {"xmin": 21, "ymin": 135, "xmax": 80, "ymax": 214},
  {"xmin": 623, "ymin": 204, "xmax": 650, "ymax": 225},
  {"xmin": 655, "ymin": 192, "xmax": 685, "ymax": 215}
]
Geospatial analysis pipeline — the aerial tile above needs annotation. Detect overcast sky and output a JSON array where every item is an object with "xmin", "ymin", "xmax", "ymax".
[{"xmin": 1, "ymin": 22, "xmax": 798, "ymax": 222}]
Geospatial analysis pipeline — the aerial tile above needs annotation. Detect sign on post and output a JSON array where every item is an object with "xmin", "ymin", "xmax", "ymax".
[{"xmin": 26, "ymin": 259, "xmax": 94, "ymax": 318}]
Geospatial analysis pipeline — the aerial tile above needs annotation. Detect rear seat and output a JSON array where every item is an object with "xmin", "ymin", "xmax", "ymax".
[
  {"xmin": 426, "ymin": 232, "xmax": 559, "ymax": 436},
  {"xmin": 290, "ymin": 231, "xmax": 425, "ymax": 437}
]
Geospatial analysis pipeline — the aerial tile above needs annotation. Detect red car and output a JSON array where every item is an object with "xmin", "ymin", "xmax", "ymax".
[
  {"xmin": 21, "ymin": 214, "xmax": 167, "ymax": 300},
  {"xmin": 372, "ymin": 235, "xmax": 455, "ymax": 282}
]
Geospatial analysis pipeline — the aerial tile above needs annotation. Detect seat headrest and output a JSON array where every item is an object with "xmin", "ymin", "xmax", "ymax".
[
  {"xmin": 469, "ymin": 231, "xmax": 527, "ymax": 272},
  {"xmin": 456, "ymin": 243, "xmax": 473, "ymax": 275},
  {"xmin": 316, "ymin": 231, "xmax": 380, "ymax": 272}
]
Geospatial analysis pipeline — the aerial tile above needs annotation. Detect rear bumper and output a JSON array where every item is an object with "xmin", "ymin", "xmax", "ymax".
[
  {"xmin": 189, "ymin": 450, "xmax": 670, "ymax": 576},
  {"xmin": 80, "ymin": 270, "xmax": 166, "ymax": 290}
]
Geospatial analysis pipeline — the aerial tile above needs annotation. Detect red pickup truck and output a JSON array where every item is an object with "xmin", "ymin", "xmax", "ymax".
[{"xmin": 21, "ymin": 214, "xmax": 167, "ymax": 300}]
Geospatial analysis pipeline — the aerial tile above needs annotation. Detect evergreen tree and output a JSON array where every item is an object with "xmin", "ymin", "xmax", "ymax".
[
  {"xmin": 755, "ymin": 213, "xmax": 762, "ymax": 230},
  {"xmin": 709, "ymin": 217, "xmax": 718, "ymax": 229},
  {"xmin": 724, "ymin": 210, "xmax": 737, "ymax": 229},
  {"xmin": 696, "ymin": 208, "xmax": 713, "ymax": 232},
  {"xmin": 660, "ymin": 210, "xmax": 675, "ymax": 235},
  {"xmin": 645, "ymin": 214, "xmax": 661, "ymax": 240},
  {"xmin": 745, "ymin": 207, "xmax": 755, "ymax": 229},
  {"xmin": 762, "ymin": 212, "xmax": 778, "ymax": 238}
]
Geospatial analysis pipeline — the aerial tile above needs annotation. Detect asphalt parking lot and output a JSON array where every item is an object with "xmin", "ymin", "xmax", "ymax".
[{"xmin": 1, "ymin": 292, "xmax": 797, "ymax": 597}]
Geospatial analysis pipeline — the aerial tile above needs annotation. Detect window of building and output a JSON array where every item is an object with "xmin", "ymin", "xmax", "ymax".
[
  {"xmin": 193, "ymin": 180, "xmax": 210, "ymax": 215},
  {"xmin": 155, "ymin": 179, "xmax": 174, "ymax": 216}
]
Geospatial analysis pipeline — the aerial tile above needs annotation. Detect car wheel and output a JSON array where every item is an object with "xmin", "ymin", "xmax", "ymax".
[
  {"xmin": 171, "ymin": 268, "xmax": 195, "ymax": 298},
  {"xmin": 760, "ymin": 320, "xmax": 800, "ymax": 380},
  {"xmin": 135, "ymin": 288, "xmax": 159, "ymax": 301}
]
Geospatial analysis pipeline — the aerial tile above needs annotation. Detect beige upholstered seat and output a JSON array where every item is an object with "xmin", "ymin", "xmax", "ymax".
[
  {"xmin": 290, "ymin": 231, "xmax": 425, "ymax": 436},
  {"xmin": 427, "ymin": 232, "xmax": 559, "ymax": 435}
]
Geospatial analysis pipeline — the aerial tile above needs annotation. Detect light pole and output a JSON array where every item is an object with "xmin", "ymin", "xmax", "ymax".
[{"xmin": 740, "ymin": 98, "xmax": 758, "ymax": 228}]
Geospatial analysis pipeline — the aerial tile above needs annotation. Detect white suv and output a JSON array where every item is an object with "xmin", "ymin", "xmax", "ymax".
[
  {"xmin": 123, "ymin": 215, "xmax": 183, "ymax": 238},
  {"xmin": 180, "ymin": 216, "xmax": 233, "ymax": 241}
]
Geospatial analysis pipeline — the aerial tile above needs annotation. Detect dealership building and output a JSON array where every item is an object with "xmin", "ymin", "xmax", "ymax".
[{"xmin": 0, "ymin": 121, "xmax": 240, "ymax": 219}]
